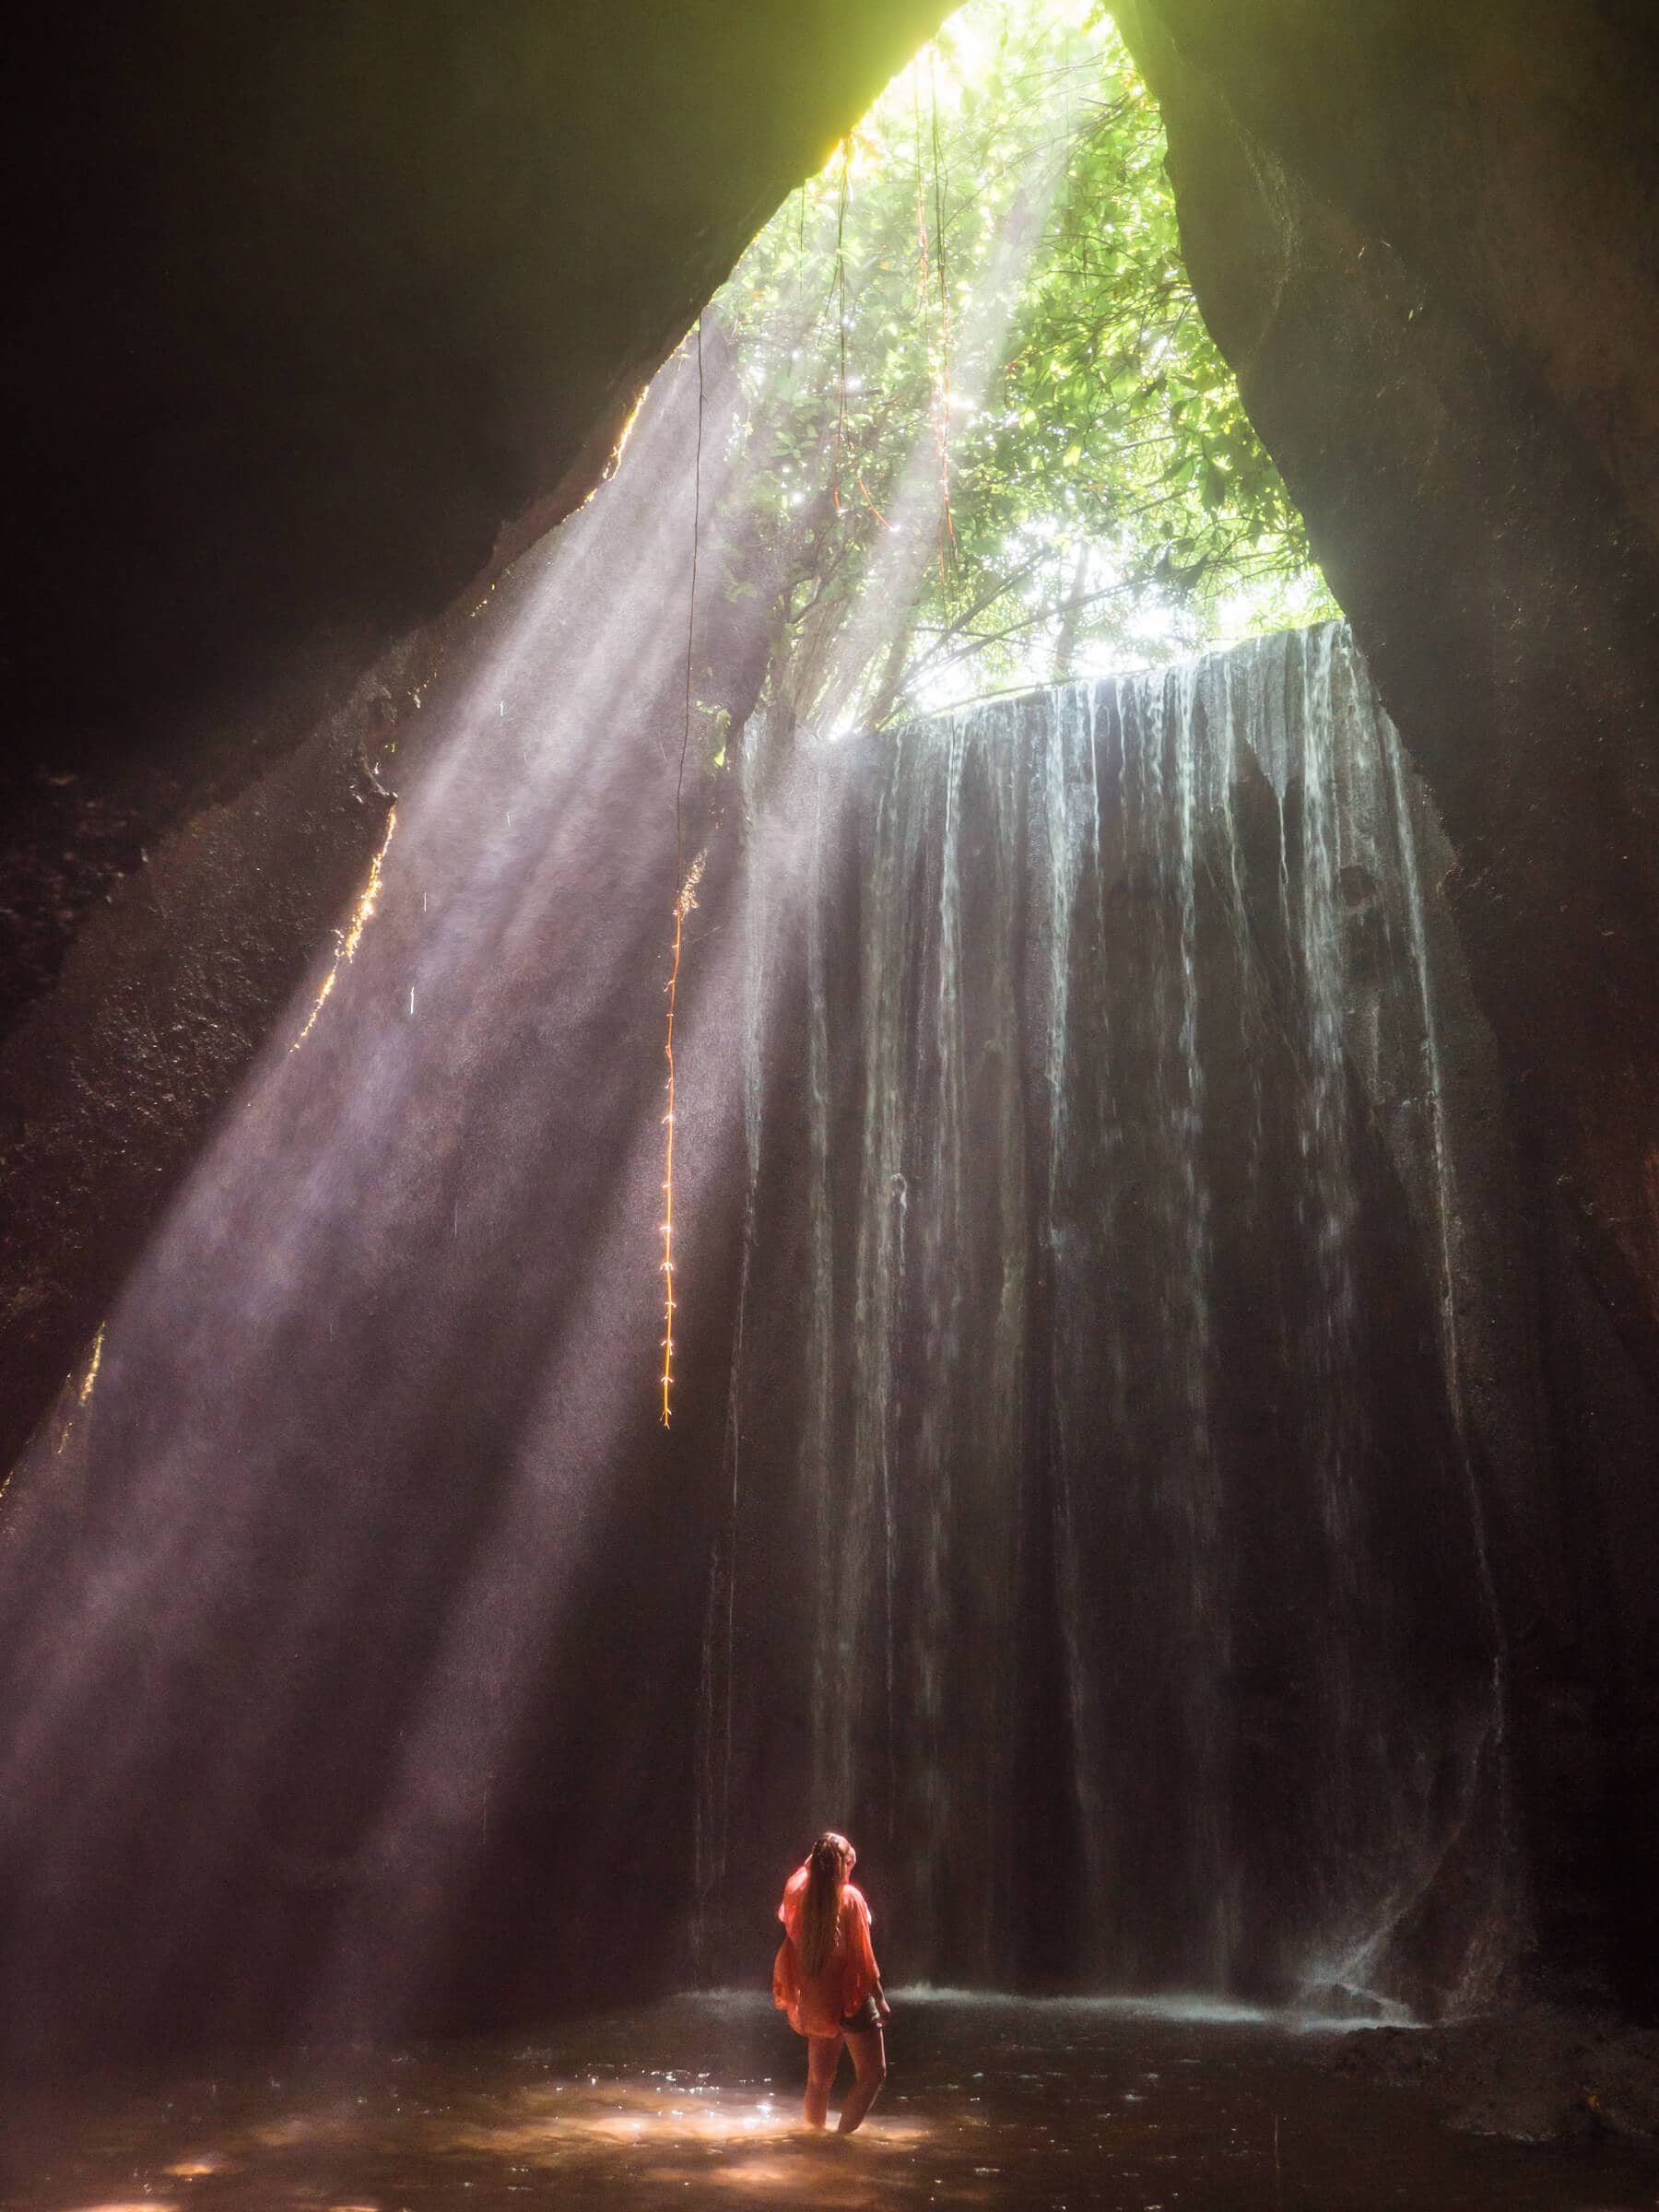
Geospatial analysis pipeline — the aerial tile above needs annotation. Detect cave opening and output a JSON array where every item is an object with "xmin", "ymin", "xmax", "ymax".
[{"xmin": 6, "ymin": 0, "xmax": 1659, "ymax": 2203}]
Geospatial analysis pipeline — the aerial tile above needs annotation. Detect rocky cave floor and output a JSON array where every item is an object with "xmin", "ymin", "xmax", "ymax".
[{"xmin": 6, "ymin": 1993, "xmax": 1658, "ymax": 2211}]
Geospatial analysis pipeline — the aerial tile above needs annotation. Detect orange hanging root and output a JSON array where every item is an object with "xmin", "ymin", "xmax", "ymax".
[
  {"xmin": 660, "ymin": 853, "xmax": 703, "ymax": 1428},
  {"xmin": 660, "ymin": 900, "xmax": 683, "ymax": 1427}
]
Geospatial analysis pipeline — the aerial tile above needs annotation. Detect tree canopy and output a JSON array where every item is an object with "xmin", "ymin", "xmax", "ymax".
[{"xmin": 703, "ymin": 0, "xmax": 1333, "ymax": 741}]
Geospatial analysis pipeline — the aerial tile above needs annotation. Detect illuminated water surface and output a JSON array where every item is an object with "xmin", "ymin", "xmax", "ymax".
[{"xmin": 12, "ymin": 1995, "xmax": 1655, "ymax": 2211}]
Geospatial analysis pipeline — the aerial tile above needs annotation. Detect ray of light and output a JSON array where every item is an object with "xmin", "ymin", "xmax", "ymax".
[
  {"xmin": 0, "ymin": 1, "xmax": 1094, "ymax": 2063},
  {"xmin": 799, "ymin": 112, "xmax": 1073, "ymax": 739}
]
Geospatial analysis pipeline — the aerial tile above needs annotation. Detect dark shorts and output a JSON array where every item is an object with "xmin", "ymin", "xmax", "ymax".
[{"xmin": 841, "ymin": 1994, "xmax": 882, "ymax": 2034}]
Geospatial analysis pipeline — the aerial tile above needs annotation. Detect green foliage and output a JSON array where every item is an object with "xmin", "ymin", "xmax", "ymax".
[{"xmin": 710, "ymin": 1, "xmax": 1334, "ymax": 733}]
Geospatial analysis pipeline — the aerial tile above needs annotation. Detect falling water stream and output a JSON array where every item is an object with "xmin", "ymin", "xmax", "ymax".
[{"xmin": 704, "ymin": 622, "xmax": 1510, "ymax": 2013}]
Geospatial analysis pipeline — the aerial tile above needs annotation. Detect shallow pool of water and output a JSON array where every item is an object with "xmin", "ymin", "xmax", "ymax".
[{"xmin": 8, "ymin": 1994, "xmax": 1656, "ymax": 2210}]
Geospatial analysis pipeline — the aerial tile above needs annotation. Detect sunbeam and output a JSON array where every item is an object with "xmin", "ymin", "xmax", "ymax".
[{"xmin": 0, "ymin": 0, "xmax": 1418, "ymax": 2088}]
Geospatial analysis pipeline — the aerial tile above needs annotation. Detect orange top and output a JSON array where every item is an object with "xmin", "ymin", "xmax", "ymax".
[{"xmin": 771, "ymin": 1865, "xmax": 880, "ymax": 2037}]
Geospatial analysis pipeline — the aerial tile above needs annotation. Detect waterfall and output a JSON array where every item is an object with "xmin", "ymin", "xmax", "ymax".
[
  {"xmin": 0, "ymin": 579, "xmax": 1513, "ymax": 2054},
  {"xmin": 712, "ymin": 620, "xmax": 1508, "ymax": 2011}
]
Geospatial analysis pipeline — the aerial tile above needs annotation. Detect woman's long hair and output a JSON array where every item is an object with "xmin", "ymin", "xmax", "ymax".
[{"xmin": 799, "ymin": 1831, "xmax": 853, "ymax": 1976}]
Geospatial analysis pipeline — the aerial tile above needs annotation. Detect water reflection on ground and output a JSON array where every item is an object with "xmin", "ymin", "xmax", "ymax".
[{"xmin": 9, "ymin": 1993, "xmax": 1657, "ymax": 2211}]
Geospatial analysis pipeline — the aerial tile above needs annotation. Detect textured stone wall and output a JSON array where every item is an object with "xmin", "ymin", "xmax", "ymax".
[
  {"xmin": 1, "ymin": 4, "xmax": 944, "ymax": 1474},
  {"xmin": 1112, "ymin": 0, "xmax": 1659, "ymax": 1369},
  {"xmin": 1112, "ymin": 0, "xmax": 1659, "ymax": 2006}
]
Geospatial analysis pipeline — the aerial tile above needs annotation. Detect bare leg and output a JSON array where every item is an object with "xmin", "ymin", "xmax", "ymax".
[
  {"xmin": 804, "ymin": 2033, "xmax": 841, "ymax": 2128},
  {"xmin": 836, "ymin": 2027, "xmax": 887, "ymax": 2135}
]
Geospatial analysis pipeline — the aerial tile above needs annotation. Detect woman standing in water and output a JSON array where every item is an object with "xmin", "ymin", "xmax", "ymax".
[{"xmin": 772, "ymin": 1830, "xmax": 891, "ymax": 2133}]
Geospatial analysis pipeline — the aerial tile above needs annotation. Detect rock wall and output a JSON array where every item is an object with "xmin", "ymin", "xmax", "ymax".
[
  {"xmin": 1112, "ymin": 0, "xmax": 1659, "ymax": 2006},
  {"xmin": 1, "ymin": 4, "xmax": 944, "ymax": 1475}
]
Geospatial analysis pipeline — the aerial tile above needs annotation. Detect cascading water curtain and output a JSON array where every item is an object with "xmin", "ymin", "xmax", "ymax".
[{"xmin": 704, "ymin": 621, "xmax": 1510, "ymax": 2013}]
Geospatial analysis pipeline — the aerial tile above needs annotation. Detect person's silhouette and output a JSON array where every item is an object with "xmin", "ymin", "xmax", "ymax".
[{"xmin": 771, "ymin": 1830, "xmax": 891, "ymax": 2133}]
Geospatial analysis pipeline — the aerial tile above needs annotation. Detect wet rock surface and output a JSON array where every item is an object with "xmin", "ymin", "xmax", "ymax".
[
  {"xmin": 9, "ymin": 1994, "xmax": 1659, "ymax": 2211},
  {"xmin": 1111, "ymin": 0, "xmax": 1659, "ymax": 1372},
  {"xmin": 1334, "ymin": 2006, "xmax": 1659, "ymax": 2152},
  {"xmin": 1111, "ymin": 0, "xmax": 1659, "ymax": 2017}
]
